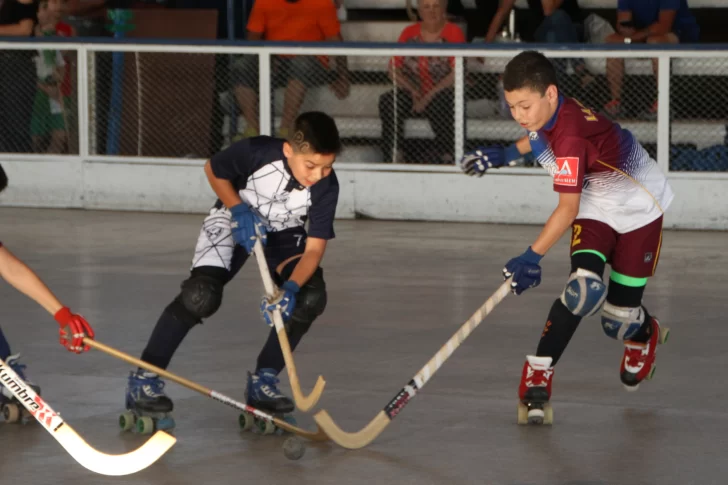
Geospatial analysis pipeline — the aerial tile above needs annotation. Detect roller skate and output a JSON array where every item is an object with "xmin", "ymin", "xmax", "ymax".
[
  {"xmin": 517, "ymin": 355, "xmax": 554, "ymax": 425},
  {"xmin": 0, "ymin": 354, "xmax": 39, "ymax": 425},
  {"xmin": 621, "ymin": 316, "xmax": 670, "ymax": 392},
  {"xmin": 239, "ymin": 368, "xmax": 296, "ymax": 436},
  {"xmin": 119, "ymin": 369, "xmax": 175, "ymax": 435}
]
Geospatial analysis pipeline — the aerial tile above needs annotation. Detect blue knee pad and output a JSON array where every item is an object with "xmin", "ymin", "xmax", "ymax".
[
  {"xmin": 600, "ymin": 303, "xmax": 645, "ymax": 340},
  {"xmin": 560, "ymin": 269, "xmax": 607, "ymax": 317}
]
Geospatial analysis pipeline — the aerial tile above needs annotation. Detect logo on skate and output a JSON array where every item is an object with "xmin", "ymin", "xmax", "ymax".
[
  {"xmin": 554, "ymin": 157, "xmax": 579, "ymax": 187},
  {"xmin": 644, "ymin": 252, "xmax": 653, "ymax": 263}
]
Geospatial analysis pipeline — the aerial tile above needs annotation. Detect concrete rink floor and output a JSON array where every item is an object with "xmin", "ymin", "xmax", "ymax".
[{"xmin": 0, "ymin": 207, "xmax": 726, "ymax": 485}]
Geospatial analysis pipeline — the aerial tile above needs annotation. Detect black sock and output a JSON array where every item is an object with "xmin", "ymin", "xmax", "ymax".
[
  {"xmin": 255, "ymin": 325, "xmax": 307, "ymax": 375},
  {"xmin": 140, "ymin": 299, "xmax": 195, "ymax": 370},
  {"xmin": 536, "ymin": 298, "xmax": 583, "ymax": 366}
]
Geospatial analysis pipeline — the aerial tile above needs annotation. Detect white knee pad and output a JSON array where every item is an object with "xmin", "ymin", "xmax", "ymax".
[
  {"xmin": 601, "ymin": 302, "xmax": 645, "ymax": 340},
  {"xmin": 560, "ymin": 268, "xmax": 607, "ymax": 317}
]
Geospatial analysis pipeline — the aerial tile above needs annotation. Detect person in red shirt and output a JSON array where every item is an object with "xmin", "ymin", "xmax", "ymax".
[
  {"xmin": 0, "ymin": 164, "xmax": 95, "ymax": 417},
  {"xmin": 379, "ymin": 0, "xmax": 465, "ymax": 164},
  {"xmin": 460, "ymin": 51, "xmax": 673, "ymax": 425},
  {"xmin": 232, "ymin": 0, "xmax": 350, "ymax": 139}
]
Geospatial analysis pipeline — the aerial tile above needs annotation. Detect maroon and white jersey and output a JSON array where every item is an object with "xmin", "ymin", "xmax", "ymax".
[{"xmin": 528, "ymin": 95, "xmax": 674, "ymax": 233}]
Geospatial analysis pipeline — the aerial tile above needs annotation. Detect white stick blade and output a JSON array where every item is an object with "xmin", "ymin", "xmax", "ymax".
[{"xmin": 54, "ymin": 426, "xmax": 176, "ymax": 476}]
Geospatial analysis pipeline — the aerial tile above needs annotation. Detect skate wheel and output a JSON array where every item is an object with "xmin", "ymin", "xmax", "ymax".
[
  {"xmin": 256, "ymin": 418, "xmax": 276, "ymax": 435},
  {"xmin": 646, "ymin": 364, "xmax": 657, "ymax": 381},
  {"xmin": 156, "ymin": 417, "xmax": 176, "ymax": 431},
  {"xmin": 136, "ymin": 416, "xmax": 155, "ymax": 435},
  {"xmin": 3, "ymin": 404, "xmax": 21, "ymax": 424},
  {"xmin": 543, "ymin": 403, "xmax": 554, "ymax": 425},
  {"xmin": 517, "ymin": 402, "xmax": 529, "ymax": 425},
  {"xmin": 659, "ymin": 327, "xmax": 670, "ymax": 345},
  {"xmin": 119, "ymin": 411, "xmax": 136, "ymax": 432},
  {"xmin": 239, "ymin": 413, "xmax": 254, "ymax": 431}
]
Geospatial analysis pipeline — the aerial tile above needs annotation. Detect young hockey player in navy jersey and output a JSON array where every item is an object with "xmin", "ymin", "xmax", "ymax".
[
  {"xmin": 124, "ymin": 112, "xmax": 341, "ymax": 427},
  {"xmin": 0, "ymin": 164, "xmax": 95, "ymax": 416},
  {"xmin": 460, "ymin": 51, "xmax": 673, "ymax": 424}
]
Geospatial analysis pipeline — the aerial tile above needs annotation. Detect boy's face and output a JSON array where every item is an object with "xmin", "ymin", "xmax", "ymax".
[
  {"xmin": 504, "ymin": 84, "xmax": 559, "ymax": 132},
  {"xmin": 283, "ymin": 141, "xmax": 335, "ymax": 188}
]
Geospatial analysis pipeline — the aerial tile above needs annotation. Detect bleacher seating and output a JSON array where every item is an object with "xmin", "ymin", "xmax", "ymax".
[{"xmin": 221, "ymin": 0, "xmax": 728, "ymax": 163}]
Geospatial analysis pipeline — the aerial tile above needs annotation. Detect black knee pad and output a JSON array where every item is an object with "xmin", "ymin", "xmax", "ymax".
[{"xmin": 178, "ymin": 273, "xmax": 224, "ymax": 322}]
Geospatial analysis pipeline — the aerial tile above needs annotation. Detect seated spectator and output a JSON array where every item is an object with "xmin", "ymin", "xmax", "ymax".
[
  {"xmin": 32, "ymin": 0, "xmax": 71, "ymax": 154},
  {"xmin": 232, "ymin": 0, "xmax": 350, "ymax": 139},
  {"xmin": 604, "ymin": 0, "xmax": 700, "ymax": 119},
  {"xmin": 379, "ymin": 0, "xmax": 465, "ymax": 164},
  {"xmin": 483, "ymin": 0, "xmax": 592, "ymax": 89}
]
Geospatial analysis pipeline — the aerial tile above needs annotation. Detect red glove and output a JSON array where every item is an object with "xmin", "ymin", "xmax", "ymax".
[{"xmin": 54, "ymin": 307, "xmax": 95, "ymax": 354}]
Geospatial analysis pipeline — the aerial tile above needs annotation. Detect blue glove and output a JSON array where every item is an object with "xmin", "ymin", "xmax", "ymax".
[
  {"xmin": 459, "ymin": 144, "xmax": 522, "ymax": 177},
  {"xmin": 260, "ymin": 280, "xmax": 300, "ymax": 326},
  {"xmin": 229, "ymin": 203, "xmax": 267, "ymax": 254},
  {"xmin": 503, "ymin": 247, "xmax": 543, "ymax": 295}
]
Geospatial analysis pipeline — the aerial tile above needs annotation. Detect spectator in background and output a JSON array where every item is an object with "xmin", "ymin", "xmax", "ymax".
[
  {"xmin": 483, "ymin": 0, "xmax": 592, "ymax": 88},
  {"xmin": 0, "ymin": 0, "xmax": 37, "ymax": 153},
  {"xmin": 379, "ymin": 0, "xmax": 465, "ymax": 164},
  {"xmin": 604, "ymin": 0, "xmax": 699, "ymax": 119},
  {"xmin": 31, "ymin": 0, "xmax": 73, "ymax": 154},
  {"xmin": 231, "ymin": 0, "xmax": 350, "ymax": 139}
]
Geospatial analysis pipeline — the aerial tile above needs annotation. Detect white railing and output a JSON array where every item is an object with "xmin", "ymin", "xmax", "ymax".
[{"xmin": 0, "ymin": 40, "xmax": 727, "ymax": 229}]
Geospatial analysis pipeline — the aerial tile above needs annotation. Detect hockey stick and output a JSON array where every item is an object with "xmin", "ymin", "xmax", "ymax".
[
  {"xmin": 0, "ymin": 357, "xmax": 175, "ymax": 476},
  {"xmin": 313, "ymin": 279, "xmax": 512, "ymax": 449},
  {"xmin": 84, "ymin": 338, "xmax": 329, "ymax": 442},
  {"xmin": 252, "ymin": 237, "xmax": 326, "ymax": 412}
]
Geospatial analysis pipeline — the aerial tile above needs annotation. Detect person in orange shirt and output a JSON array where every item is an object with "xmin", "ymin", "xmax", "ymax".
[
  {"xmin": 378, "ymin": 0, "xmax": 465, "ymax": 164},
  {"xmin": 232, "ymin": 0, "xmax": 350, "ymax": 138}
]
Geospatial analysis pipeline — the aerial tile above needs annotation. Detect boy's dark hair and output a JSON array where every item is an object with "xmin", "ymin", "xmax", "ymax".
[
  {"xmin": 503, "ymin": 50, "xmax": 559, "ymax": 95},
  {"xmin": 0, "ymin": 164, "xmax": 7, "ymax": 194},
  {"xmin": 290, "ymin": 111, "xmax": 341, "ymax": 156}
]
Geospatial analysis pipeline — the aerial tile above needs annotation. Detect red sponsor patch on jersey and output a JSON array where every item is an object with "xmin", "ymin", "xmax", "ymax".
[{"xmin": 554, "ymin": 157, "xmax": 579, "ymax": 187}]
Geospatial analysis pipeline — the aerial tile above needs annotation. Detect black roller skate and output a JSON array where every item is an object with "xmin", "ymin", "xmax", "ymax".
[
  {"xmin": 120, "ymin": 369, "xmax": 175, "ymax": 435},
  {"xmin": 239, "ymin": 368, "xmax": 296, "ymax": 435},
  {"xmin": 0, "ymin": 354, "xmax": 39, "ymax": 425}
]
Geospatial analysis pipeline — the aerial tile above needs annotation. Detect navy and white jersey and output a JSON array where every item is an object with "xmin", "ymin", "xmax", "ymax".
[{"xmin": 210, "ymin": 136, "xmax": 339, "ymax": 240}]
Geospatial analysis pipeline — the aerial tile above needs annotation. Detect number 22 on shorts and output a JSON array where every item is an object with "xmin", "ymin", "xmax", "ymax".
[{"xmin": 572, "ymin": 224, "xmax": 582, "ymax": 247}]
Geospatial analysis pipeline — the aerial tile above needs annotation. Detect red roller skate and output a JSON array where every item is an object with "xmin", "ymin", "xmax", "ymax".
[
  {"xmin": 517, "ymin": 355, "xmax": 554, "ymax": 425},
  {"xmin": 621, "ymin": 316, "xmax": 670, "ymax": 392}
]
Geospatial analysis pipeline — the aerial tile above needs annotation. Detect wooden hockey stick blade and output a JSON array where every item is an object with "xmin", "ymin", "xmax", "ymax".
[
  {"xmin": 253, "ymin": 238, "xmax": 326, "ymax": 411},
  {"xmin": 0, "ymin": 358, "xmax": 175, "ymax": 476},
  {"xmin": 313, "ymin": 279, "xmax": 512, "ymax": 449},
  {"xmin": 85, "ymin": 339, "xmax": 329, "ymax": 442},
  {"xmin": 313, "ymin": 410, "xmax": 390, "ymax": 449}
]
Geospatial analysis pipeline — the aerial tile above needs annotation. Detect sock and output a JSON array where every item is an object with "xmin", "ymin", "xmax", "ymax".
[
  {"xmin": 536, "ymin": 299, "xmax": 583, "ymax": 366},
  {"xmin": 140, "ymin": 299, "xmax": 195, "ymax": 370},
  {"xmin": 255, "ymin": 325, "xmax": 307, "ymax": 375},
  {"xmin": 0, "ymin": 326, "xmax": 11, "ymax": 361}
]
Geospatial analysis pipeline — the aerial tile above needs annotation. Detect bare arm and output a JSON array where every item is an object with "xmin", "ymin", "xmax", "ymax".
[
  {"xmin": 531, "ymin": 192, "xmax": 581, "ymax": 255},
  {"xmin": 631, "ymin": 10, "xmax": 677, "ymax": 41},
  {"xmin": 388, "ymin": 65, "xmax": 419, "ymax": 95},
  {"xmin": 204, "ymin": 160, "xmax": 243, "ymax": 209},
  {"xmin": 0, "ymin": 246, "xmax": 64, "ymax": 316},
  {"xmin": 541, "ymin": 0, "xmax": 564, "ymax": 17},
  {"xmin": 515, "ymin": 135, "xmax": 532, "ymax": 155},
  {"xmin": 485, "ymin": 0, "xmax": 517, "ymax": 42},
  {"xmin": 0, "ymin": 19, "xmax": 34, "ymax": 36},
  {"xmin": 246, "ymin": 30, "xmax": 263, "ymax": 41},
  {"xmin": 287, "ymin": 237, "xmax": 327, "ymax": 288}
]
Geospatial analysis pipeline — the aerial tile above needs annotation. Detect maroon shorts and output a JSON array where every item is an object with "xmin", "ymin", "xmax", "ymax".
[{"xmin": 570, "ymin": 216, "xmax": 663, "ymax": 278}]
